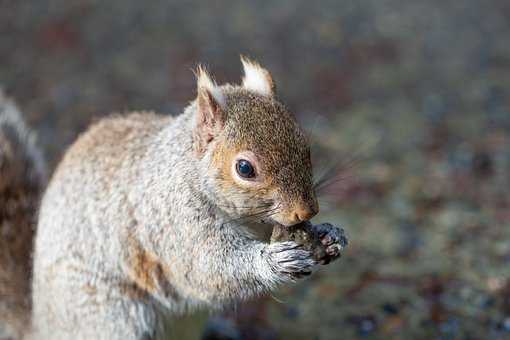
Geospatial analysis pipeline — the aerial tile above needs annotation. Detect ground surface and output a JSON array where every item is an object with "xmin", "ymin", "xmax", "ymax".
[{"xmin": 1, "ymin": 1, "xmax": 510, "ymax": 339}]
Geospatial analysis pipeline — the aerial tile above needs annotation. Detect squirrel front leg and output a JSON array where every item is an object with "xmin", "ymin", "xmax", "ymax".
[{"xmin": 181, "ymin": 230, "xmax": 317, "ymax": 306}]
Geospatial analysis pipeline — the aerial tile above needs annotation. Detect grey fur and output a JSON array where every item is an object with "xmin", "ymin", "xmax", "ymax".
[
  {"xmin": 2, "ymin": 61, "xmax": 345, "ymax": 340},
  {"xmin": 29, "ymin": 104, "xmax": 320, "ymax": 339}
]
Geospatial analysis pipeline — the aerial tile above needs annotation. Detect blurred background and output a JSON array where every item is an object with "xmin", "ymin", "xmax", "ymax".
[{"xmin": 1, "ymin": 0, "xmax": 510, "ymax": 339}]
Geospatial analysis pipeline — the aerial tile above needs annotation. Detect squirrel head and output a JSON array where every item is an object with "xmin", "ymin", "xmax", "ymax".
[{"xmin": 192, "ymin": 57, "xmax": 318, "ymax": 227}]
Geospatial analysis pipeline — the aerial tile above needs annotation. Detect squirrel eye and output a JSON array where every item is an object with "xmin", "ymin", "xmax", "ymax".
[{"xmin": 236, "ymin": 159, "xmax": 255, "ymax": 178}]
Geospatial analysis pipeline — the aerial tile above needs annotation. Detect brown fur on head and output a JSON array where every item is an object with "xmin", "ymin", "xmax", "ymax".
[{"xmin": 193, "ymin": 57, "xmax": 318, "ymax": 227}]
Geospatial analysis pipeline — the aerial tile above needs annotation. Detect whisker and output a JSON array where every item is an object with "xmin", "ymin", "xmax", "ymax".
[
  {"xmin": 269, "ymin": 293, "xmax": 286, "ymax": 304},
  {"xmin": 312, "ymin": 140, "xmax": 370, "ymax": 196},
  {"xmin": 315, "ymin": 172, "xmax": 357, "ymax": 193},
  {"xmin": 313, "ymin": 154, "xmax": 362, "ymax": 191},
  {"xmin": 222, "ymin": 204, "xmax": 281, "ymax": 227},
  {"xmin": 215, "ymin": 202, "xmax": 274, "ymax": 210}
]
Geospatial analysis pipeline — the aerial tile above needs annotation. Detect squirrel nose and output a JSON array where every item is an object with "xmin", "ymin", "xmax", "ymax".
[{"xmin": 292, "ymin": 201, "xmax": 319, "ymax": 223}]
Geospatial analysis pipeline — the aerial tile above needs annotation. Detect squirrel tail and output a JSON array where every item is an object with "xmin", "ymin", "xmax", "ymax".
[{"xmin": 0, "ymin": 90, "xmax": 46, "ymax": 339}]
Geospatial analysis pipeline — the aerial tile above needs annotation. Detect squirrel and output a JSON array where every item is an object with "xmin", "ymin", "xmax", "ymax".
[{"xmin": 0, "ymin": 57, "xmax": 346, "ymax": 340}]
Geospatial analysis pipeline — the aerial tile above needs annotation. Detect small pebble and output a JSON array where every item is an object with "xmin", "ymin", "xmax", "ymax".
[{"xmin": 382, "ymin": 303, "xmax": 399, "ymax": 315}]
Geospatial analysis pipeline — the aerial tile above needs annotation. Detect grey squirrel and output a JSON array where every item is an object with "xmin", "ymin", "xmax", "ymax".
[{"xmin": 0, "ymin": 57, "xmax": 347, "ymax": 340}]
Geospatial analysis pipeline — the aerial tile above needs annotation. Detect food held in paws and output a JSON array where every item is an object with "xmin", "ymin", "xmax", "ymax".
[{"xmin": 270, "ymin": 221, "xmax": 348, "ymax": 264}]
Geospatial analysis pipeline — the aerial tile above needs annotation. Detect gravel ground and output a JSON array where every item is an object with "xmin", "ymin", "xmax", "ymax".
[{"xmin": 1, "ymin": 1, "xmax": 510, "ymax": 339}]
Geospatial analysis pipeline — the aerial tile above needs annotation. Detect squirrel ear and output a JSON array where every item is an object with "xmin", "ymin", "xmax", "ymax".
[
  {"xmin": 240, "ymin": 56, "xmax": 276, "ymax": 97},
  {"xmin": 193, "ymin": 66, "xmax": 225, "ymax": 155}
]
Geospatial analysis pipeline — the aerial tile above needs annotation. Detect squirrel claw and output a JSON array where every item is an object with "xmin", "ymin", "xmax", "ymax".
[
  {"xmin": 314, "ymin": 223, "xmax": 348, "ymax": 265},
  {"xmin": 264, "ymin": 241, "xmax": 316, "ymax": 281}
]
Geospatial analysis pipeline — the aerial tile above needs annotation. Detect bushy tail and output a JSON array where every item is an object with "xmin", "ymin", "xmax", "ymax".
[{"xmin": 0, "ymin": 91, "xmax": 46, "ymax": 339}]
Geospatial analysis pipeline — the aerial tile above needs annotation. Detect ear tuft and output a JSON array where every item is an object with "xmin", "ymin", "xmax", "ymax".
[
  {"xmin": 193, "ymin": 65, "xmax": 225, "ymax": 156},
  {"xmin": 196, "ymin": 65, "xmax": 225, "ymax": 108},
  {"xmin": 240, "ymin": 56, "xmax": 275, "ymax": 97}
]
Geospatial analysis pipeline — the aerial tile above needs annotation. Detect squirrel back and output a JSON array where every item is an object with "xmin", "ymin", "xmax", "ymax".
[{"xmin": 0, "ymin": 91, "xmax": 46, "ymax": 339}]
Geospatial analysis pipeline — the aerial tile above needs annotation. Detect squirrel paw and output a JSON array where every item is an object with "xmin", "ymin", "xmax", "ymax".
[
  {"xmin": 314, "ymin": 223, "xmax": 348, "ymax": 265},
  {"xmin": 264, "ymin": 241, "xmax": 316, "ymax": 281}
]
